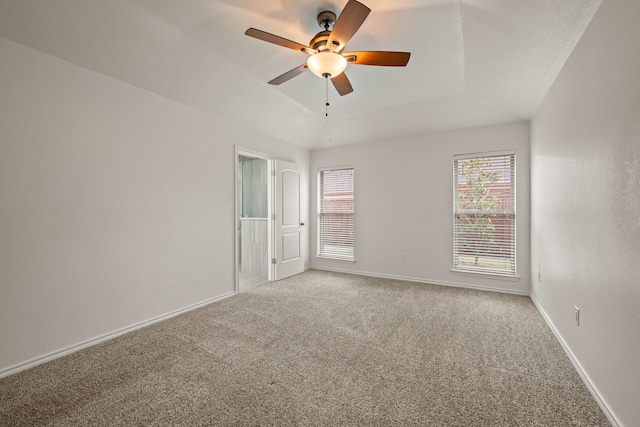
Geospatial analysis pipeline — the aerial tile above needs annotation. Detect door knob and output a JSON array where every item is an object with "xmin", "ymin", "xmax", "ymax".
[{"xmin": 300, "ymin": 222, "xmax": 305, "ymax": 226}]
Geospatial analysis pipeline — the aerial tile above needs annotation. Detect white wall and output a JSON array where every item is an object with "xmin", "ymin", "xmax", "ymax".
[
  {"xmin": 311, "ymin": 122, "xmax": 530, "ymax": 294},
  {"xmin": 0, "ymin": 36, "xmax": 309, "ymax": 375},
  {"xmin": 530, "ymin": 0, "xmax": 640, "ymax": 425}
]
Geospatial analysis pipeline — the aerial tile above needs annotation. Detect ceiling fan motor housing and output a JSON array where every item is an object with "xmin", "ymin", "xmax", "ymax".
[{"xmin": 310, "ymin": 31, "xmax": 332, "ymax": 51}]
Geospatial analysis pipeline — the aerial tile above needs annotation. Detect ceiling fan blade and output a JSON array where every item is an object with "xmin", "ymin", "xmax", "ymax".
[
  {"xmin": 245, "ymin": 28, "xmax": 313, "ymax": 54},
  {"xmin": 268, "ymin": 64, "xmax": 308, "ymax": 85},
  {"xmin": 326, "ymin": 0, "xmax": 371, "ymax": 52},
  {"xmin": 331, "ymin": 72, "xmax": 354, "ymax": 96},
  {"xmin": 342, "ymin": 51, "xmax": 411, "ymax": 66}
]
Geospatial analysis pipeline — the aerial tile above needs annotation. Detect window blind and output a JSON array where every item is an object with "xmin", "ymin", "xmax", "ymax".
[
  {"xmin": 318, "ymin": 168, "xmax": 354, "ymax": 260},
  {"xmin": 453, "ymin": 152, "xmax": 516, "ymax": 275}
]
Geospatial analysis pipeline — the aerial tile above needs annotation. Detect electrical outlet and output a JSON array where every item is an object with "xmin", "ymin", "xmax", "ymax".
[
  {"xmin": 401, "ymin": 253, "xmax": 408, "ymax": 262},
  {"xmin": 574, "ymin": 306, "xmax": 580, "ymax": 326}
]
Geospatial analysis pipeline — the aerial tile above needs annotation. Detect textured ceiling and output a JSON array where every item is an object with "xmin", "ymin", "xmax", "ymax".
[{"xmin": 0, "ymin": 0, "xmax": 602, "ymax": 149}]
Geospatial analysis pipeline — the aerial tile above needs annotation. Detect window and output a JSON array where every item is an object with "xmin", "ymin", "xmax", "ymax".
[
  {"xmin": 318, "ymin": 167, "xmax": 354, "ymax": 260},
  {"xmin": 453, "ymin": 151, "xmax": 516, "ymax": 275}
]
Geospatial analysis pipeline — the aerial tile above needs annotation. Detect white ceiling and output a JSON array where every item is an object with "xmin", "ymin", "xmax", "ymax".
[{"xmin": 0, "ymin": 0, "xmax": 601, "ymax": 149}]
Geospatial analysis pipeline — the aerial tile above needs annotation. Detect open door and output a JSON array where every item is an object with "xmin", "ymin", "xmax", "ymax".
[{"xmin": 274, "ymin": 159, "xmax": 304, "ymax": 280}]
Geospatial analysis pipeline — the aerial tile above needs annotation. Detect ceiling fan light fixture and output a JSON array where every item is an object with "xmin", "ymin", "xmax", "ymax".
[
  {"xmin": 307, "ymin": 51, "xmax": 347, "ymax": 78},
  {"xmin": 245, "ymin": 0, "xmax": 409, "ymax": 96}
]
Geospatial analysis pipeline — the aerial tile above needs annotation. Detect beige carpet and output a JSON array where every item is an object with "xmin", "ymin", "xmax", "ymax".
[{"xmin": 0, "ymin": 270, "xmax": 609, "ymax": 426}]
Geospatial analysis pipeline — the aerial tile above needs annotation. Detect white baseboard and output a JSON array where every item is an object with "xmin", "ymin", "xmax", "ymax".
[
  {"xmin": 0, "ymin": 292, "xmax": 235, "ymax": 379},
  {"xmin": 309, "ymin": 265, "xmax": 530, "ymax": 296},
  {"xmin": 529, "ymin": 295, "xmax": 619, "ymax": 427}
]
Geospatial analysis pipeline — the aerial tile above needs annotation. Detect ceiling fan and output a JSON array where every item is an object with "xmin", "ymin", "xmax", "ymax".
[{"xmin": 245, "ymin": 0, "xmax": 411, "ymax": 97}]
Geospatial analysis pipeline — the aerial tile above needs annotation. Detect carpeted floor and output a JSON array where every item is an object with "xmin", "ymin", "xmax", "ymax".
[{"xmin": 0, "ymin": 270, "xmax": 609, "ymax": 426}]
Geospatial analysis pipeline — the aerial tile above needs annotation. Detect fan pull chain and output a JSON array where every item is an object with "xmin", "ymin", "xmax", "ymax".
[{"xmin": 324, "ymin": 74, "xmax": 330, "ymax": 117}]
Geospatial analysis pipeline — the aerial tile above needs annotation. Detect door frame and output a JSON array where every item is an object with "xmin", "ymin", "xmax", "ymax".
[{"xmin": 234, "ymin": 146, "xmax": 273, "ymax": 294}]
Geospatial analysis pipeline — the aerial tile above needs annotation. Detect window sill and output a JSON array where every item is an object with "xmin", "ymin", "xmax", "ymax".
[
  {"xmin": 451, "ymin": 268, "xmax": 520, "ymax": 282},
  {"xmin": 316, "ymin": 255, "xmax": 356, "ymax": 263}
]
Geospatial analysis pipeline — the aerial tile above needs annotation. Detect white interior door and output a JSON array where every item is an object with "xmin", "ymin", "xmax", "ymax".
[{"xmin": 274, "ymin": 159, "xmax": 304, "ymax": 280}]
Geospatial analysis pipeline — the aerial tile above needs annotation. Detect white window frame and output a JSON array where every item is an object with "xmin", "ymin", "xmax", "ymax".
[
  {"xmin": 452, "ymin": 150, "xmax": 517, "ymax": 278},
  {"xmin": 317, "ymin": 166, "xmax": 355, "ymax": 261}
]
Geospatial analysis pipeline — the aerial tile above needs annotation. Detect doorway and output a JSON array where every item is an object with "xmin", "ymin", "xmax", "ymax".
[
  {"xmin": 235, "ymin": 149, "xmax": 305, "ymax": 293},
  {"xmin": 236, "ymin": 152, "xmax": 271, "ymax": 292}
]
